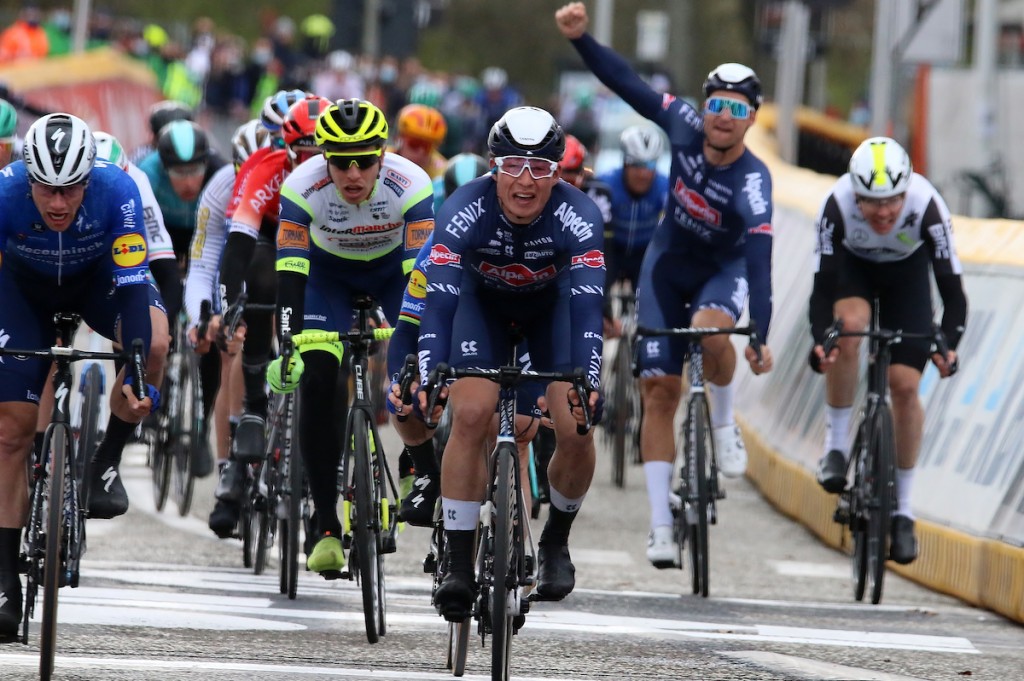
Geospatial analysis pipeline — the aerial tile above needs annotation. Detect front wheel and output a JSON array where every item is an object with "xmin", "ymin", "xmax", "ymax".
[
  {"xmin": 352, "ymin": 410, "xmax": 384, "ymax": 643},
  {"xmin": 40, "ymin": 425, "xmax": 72, "ymax": 681},
  {"xmin": 491, "ymin": 443, "xmax": 518, "ymax": 681},
  {"xmin": 684, "ymin": 394, "xmax": 712, "ymax": 598},
  {"xmin": 866, "ymin": 406, "xmax": 895, "ymax": 604}
]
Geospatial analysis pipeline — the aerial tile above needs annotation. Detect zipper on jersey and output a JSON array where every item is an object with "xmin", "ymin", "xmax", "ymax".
[{"xmin": 58, "ymin": 231, "xmax": 63, "ymax": 285}]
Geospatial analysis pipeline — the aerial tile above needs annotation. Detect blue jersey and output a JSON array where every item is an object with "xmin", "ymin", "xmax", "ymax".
[
  {"xmin": 597, "ymin": 166, "xmax": 668, "ymax": 254},
  {"xmin": 418, "ymin": 175, "xmax": 605, "ymax": 389},
  {"xmin": 572, "ymin": 33, "xmax": 774, "ymax": 339},
  {"xmin": 0, "ymin": 159, "xmax": 153, "ymax": 354}
]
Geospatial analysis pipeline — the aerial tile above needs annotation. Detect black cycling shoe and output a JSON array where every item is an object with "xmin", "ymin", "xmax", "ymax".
[
  {"xmin": 889, "ymin": 514, "xmax": 919, "ymax": 565},
  {"xmin": 534, "ymin": 543, "xmax": 575, "ymax": 601},
  {"xmin": 434, "ymin": 570, "xmax": 476, "ymax": 622},
  {"xmin": 0, "ymin": 569, "xmax": 22, "ymax": 640},
  {"xmin": 88, "ymin": 463, "xmax": 129, "ymax": 519},
  {"xmin": 232, "ymin": 413, "xmax": 266, "ymax": 464},
  {"xmin": 191, "ymin": 433, "xmax": 214, "ymax": 479},
  {"xmin": 208, "ymin": 499, "xmax": 240, "ymax": 539},
  {"xmin": 816, "ymin": 449, "xmax": 848, "ymax": 494},
  {"xmin": 399, "ymin": 473, "xmax": 439, "ymax": 527},
  {"xmin": 214, "ymin": 460, "xmax": 246, "ymax": 503}
]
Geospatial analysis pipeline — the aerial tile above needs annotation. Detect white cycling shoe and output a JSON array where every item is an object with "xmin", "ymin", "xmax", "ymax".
[
  {"xmin": 646, "ymin": 525, "xmax": 680, "ymax": 569},
  {"xmin": 714, "ymin": 424, "xmax": 748, "ymax": 478}
]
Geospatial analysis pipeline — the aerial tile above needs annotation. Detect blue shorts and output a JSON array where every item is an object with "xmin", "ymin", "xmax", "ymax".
[
  {"xmin": 0, "ymin": 267, "xmax": 165, "ymax": 404},
  {"xmin": 301, "ymin": 259, "xmax": 407, "ymax": 347},
  {"xmin": 635, "ymin": 253, "xmax": 748, "ymax": 377}
]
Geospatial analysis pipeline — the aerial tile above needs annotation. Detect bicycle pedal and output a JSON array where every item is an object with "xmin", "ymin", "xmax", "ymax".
[
  {"xmin": 318, "ymin": 569, "xmax": 344, "ymax": 581},
  {"xmin": 381, "ymin": 534, "xmax": 397, "ymax": 555},
  {"xmin": 833, "ymin": 506, "xmax": 850, "ymax": 525}
]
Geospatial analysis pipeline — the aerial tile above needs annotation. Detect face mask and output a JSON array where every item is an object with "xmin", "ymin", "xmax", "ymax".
[
  {"xmin": 379, "ymin": 65, "xmax": 397, "ymax": 84},
  {"xmin": 252, "ymin": 49, "xmax": 272, "ymax": 66}
]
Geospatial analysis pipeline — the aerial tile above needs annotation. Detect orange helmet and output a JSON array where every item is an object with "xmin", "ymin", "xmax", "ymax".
[
  {"xmin": 282, "ymin": 95, "xmax": 332, "ymax": 146},
  {"xmin": 560, "ymin": 134, "xmax": 587, "ymax": 173},
  {"xmin": 397, "ymin": 104, "xmax": 447, "ymax": 145}
]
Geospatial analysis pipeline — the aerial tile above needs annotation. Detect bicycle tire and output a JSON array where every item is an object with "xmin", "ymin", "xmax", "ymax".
[
  {"xmin": 241, "ymin": 470, "xmax": 255, "ymax": 569},
  {"xmin": 75, "ymin": 364, "xmax": 104, "ymax": 509},
  {"xmin": 611, "ymin": 336, "xmax": 631, "ymax": 488},
  {"xmin": 352, "ymin": 409, "xmax": 383, "ymax": 643},
  {"xmin": 276, "ymin": 392, "xmax": 303, "ymax": 598},
  {"xmin": 171, "ymin": 353, "xmax": 199, "ymax": 516},
  {"xmin": 251, "ymin": 466, "xmax": 270, "ymax": 575},
  {"xmin": 448, "ymin": 619, "xmax": 471, "ymax": 677},
  {"xmin": 491, "ymin": 442, "xmax": 517, "ymax": 681},
  {"xmin": 849, "ymin": 423, "xmax": 869, "ymax": 602},
  {"xmin": 40, "ymin": 424, "xmax": 71, "ymax": 681},
  {"xmin": 686, "ymin": 393, "xmax": 711, "ymax": 598},
  {"xmin": 867, "ymin": 405, "xmax": 895, "ymax": 604},
  {"xmin": 150, "ymin": 353, "xmax": 178, "ymax": 513}
]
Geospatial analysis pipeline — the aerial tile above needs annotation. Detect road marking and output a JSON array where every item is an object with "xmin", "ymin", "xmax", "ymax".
[
  {"xmin": 722, "ymin": 651, "xmax": 930, "ymax": 680},
  {"xmin": 768, "ymin": 559, "xmax": 850, "ymax": 579},
  {"xmin": 0, "ymin": 653, "xmax": 579, "ymax": 680}
]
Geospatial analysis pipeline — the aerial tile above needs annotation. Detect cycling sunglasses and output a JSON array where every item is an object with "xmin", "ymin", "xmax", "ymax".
[
  {"xmin": 326, "ymin": 148, "xmax": 382, "ymax": 171},
  {"xmin": 704, "ymin": 96, "xmax": 751, "ymax": 120},
  {"xmin": 493, "ymin": 155, "xmax": 559, "ymax": 180}
]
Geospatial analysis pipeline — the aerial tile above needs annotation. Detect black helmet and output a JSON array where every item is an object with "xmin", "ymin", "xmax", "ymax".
[
  {"xmin": 148, "ymin": 100, "xmax": 194, "ymax": 139},
  {"xmin": 157, "ymin": 120, "xmax": 210, "ymax": 167},
  {"xmin": 443, "ymin": 153, "xmax": 489, "ymax": 196},
  {"xmin": 487, "ymin": 106, "xmax": 565, "ymax": 161},
  {"xmin": 702, "ymin": 63, "xmax": 763, "ymax": 110}
]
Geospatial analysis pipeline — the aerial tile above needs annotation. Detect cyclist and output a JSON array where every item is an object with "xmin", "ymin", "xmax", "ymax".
[
  {"xmin": 390, "ymin": 103, "xmax": 448, "ymax": 192},
  {"xmin": 556, "ymin": 2, "xmax": 775, "ymax": 569},
  {"xmin": 131, "ymin": 99, "xmax": 193, "ymax": 165},
  {"xmin": 598, "ymin": 124, "xmax": 668, "ymax": 324},
  {"xmin": 435, "ymin": 152, "xmax": 488, "ymax": 211},
  {"xmin": 267, "ymin": 98, "xmax": 435, "ymax": 576},
  {"xmin": 208, "ymin": 96, "xmax": 331, "ymax": 537},
  {"xmin": 809, "ymin": 136, "xmax": 966, "ymax": 565},
  {"xmin": 183, "ymin": 118, "xmax": 274, "ymax": 537},
  {"xmin": 417, "ymin": 106, "xmax": 604, "ymax": 617},
  {"xmin": 0, "ymin": 114, "xmax": 168, "ymax": 635},
  {"xmin": 0, "ymin": 98, "xmax": 17, "ymax": 168}
]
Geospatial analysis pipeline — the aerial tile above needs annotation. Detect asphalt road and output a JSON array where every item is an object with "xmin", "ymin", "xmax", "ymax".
[{"xmin": 2, "ymin": 425, "xmax": 1021, "ymax": 680}]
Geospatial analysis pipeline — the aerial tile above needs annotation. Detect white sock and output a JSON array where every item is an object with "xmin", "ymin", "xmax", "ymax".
[
  {"xmin": 440, "ymin": 497, "xmax": 482, "ymax": 531},
  {"xmin": 707, "ymin": 381, "xmax": 735, "ymax": 429},
  {"xmin": 643, "ymin": 461, "xmax": 675, "ymax": 529},
  {"xmin": 896, "ymin": 468, "xmax": 915, "ymax": 519},
  {"xmin": 548, "ymin": 486, "xmax": 585, "ymax": 514},
  {"xmin": 825, "ymin": 405, "xmax": 853, "ymax": 456}
]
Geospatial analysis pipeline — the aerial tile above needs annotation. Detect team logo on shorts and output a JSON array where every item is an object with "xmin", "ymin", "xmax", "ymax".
[{"xmin": 111, "ymin": 233, "xmax": 147, "ymax": 267}]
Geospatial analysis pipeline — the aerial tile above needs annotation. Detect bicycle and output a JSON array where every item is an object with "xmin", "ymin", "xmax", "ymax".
[
  {"xmin": 633, "ymin": 323, "xmax": 761, "ymax": 598},
  {"xmin": 284, "ymin": 295, "xmax": 400, "ymax": 643},
  {"xmin": 603, "ymin": 284, "xmax": 640, "ymax": 488},
  {"xmin": 0, "ymin": 312, "xmax": 145, "ymax": 681},
  {"xmin": 423, "ymin": 331, "xmax": 594, "ymax": 681},
  {"xmin": 146, "ymin": 301, "xmax": 210, "ymax": 516},
  {"xmin": 821, "ymin": 309, "xmax": 954, "ymax": 604}
]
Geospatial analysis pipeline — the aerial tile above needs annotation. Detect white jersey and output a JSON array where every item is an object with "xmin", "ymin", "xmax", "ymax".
[
  {"xmin": 183, "ymin": 163, "xmax": 236, "ymax": 326},
  {"xmin": 815, "ymin": 172, "xmax": 962, "ymax": 270},
  {"xmin": 277, "ymin": 152, "xmax": 435, "ymax": 266},
  {"xmin": 127, "ymin": 162, "xmax": 174, "ymax": 262}
]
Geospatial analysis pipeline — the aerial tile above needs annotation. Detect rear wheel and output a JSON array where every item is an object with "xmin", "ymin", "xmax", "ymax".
[
  {"xmin": 75, "ymin": 364, "xmax": 104, "ymax": 505},
  {"xmin": 171, "ymin": 353, "xmax": 199, "ymax": 516},
  {"xmin": 149, "ymin": 358, "xmax": 175, "ymax": 512},
  {"xmin": 352, "ymin": 410, "xmax": 383, "ymax": 643}
]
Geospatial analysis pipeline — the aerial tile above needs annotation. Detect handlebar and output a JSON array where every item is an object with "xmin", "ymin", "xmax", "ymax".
[
  {"xmin": 635, "ymin": 323, "xmax": 763, "ymax": 365},
  {"xmin": 0, "ymin": 338, "xmax": 148, "ymax": 401},
  {"xmin": 821, "ymin": 319, "xmax": 958, "ymax": 375}
]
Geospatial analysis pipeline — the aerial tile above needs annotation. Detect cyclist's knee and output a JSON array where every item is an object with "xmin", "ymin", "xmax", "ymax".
[
  {"xmin": 640, "ymin": 376, "xmax": 679, "ymax": 415},
  {"xmin": 0, "ymin": 407, "xmax": 34, "ymax": 462}
]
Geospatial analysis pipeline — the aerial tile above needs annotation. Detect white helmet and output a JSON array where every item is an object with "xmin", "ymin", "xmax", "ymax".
[
  {"xmin": 93, "ymin": 131, "xmax": 129, "ymax": 171},
  {"xmin": 848, "ymin": 136, "xmax": 912, "ymax": 199},
  {"xmin": 23, "ymin": 112, "xmax": 96, "ymax": 186},
  {"xmin": 231, "ymin": 119, "xmax": 272, "ymax": 167},
  {"xmin": 481, "ymin": 66, "xmax": 508, "ymax": 90},
  {"xmin": 620, "ymin": 124, "xmax": 663, "ymax": 164}
]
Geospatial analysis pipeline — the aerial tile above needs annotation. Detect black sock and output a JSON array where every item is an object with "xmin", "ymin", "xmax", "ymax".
[
  {"xmin": 398, "ymin": 448, "xmax": 415, "ymax": 477},
  {"xmin": 242, "ymin": 361, "xmax": 268, "ymax": 417},
  {"xmin": 0, "ymin": 527, "xmax": 20, "ymax": 572},
  {"xmin": 93, "ymin": 414, "xmax": 136, "ymax": 465},
  {"xmin": 407, "ymin": 439, "xmax": 438, "ymax": 476},
  {"xmin": 540, "ymin": 507, "xmax": 578, "ymax": 547},
  {"xmin": 33, "ymin": 431, "xmax": 45, "ymax": 462},
  {"xmin": 444, "ymin": 529, "xmax": 476, "ymax": 575}
]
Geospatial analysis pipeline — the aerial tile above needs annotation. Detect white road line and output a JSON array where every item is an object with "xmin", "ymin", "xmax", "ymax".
[
  {"xmin": 722, "ymin": 651, "xmax": 930, "ymax": 680},
  {"xmin": 768, "ymin": 559, "xmax": 850, "ymax": 579},
  {"xmin": 0, "ymin": 653, "xmax": 583, "ymax": 681}
]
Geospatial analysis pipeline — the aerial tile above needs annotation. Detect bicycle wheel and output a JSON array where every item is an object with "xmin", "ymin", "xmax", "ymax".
[
  {"xmin": 351, "ymin": 409, "xmax": 383, "ymax": 643},
  {"xmin": 171, "ymin": 353, "xmax": 199, "ymax": 516},
  {"xmin": 75, "ymin": 363, "xmax": 104, "ymax": 504},
  {"xmin": 685, "ymin": 394, "xmax": 712, "ymax": 598},
  {"xmin": 491, "ymin": 443, "xmax": 518, "ymax": 681},
  {"xmin": 276, "ymin": 393, "xmax": 304, "ymax": 598},
  {"xmin": 610, "ymin": 336, "xmax": 631, "ymax": 488},
  {"xmin": 849, "ymin": 422, "xmax": 869, "ymax": 602},
  {"xmin": 866, "ymin": 405, "xmax": 895, "ymax": 604},
  {"xmin": 40, "ymin": 424, "xmax": 71, "ymax": 681},
  {"xmin": 149, "ymin": 377, "xmax": 173, "ymax": 513},
  {"xmin": 250, "ymin": 464, "xmax": 271, "ymax": 576}
]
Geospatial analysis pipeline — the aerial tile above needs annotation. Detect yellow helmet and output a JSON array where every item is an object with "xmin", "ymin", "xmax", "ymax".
[
  {"xmin": 315, "ymin": 98, "xmax": 388, "ymax": 151},
  {"xmin": 397, "ymin": 104, "xmax": 447, "ymax": 145}
]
